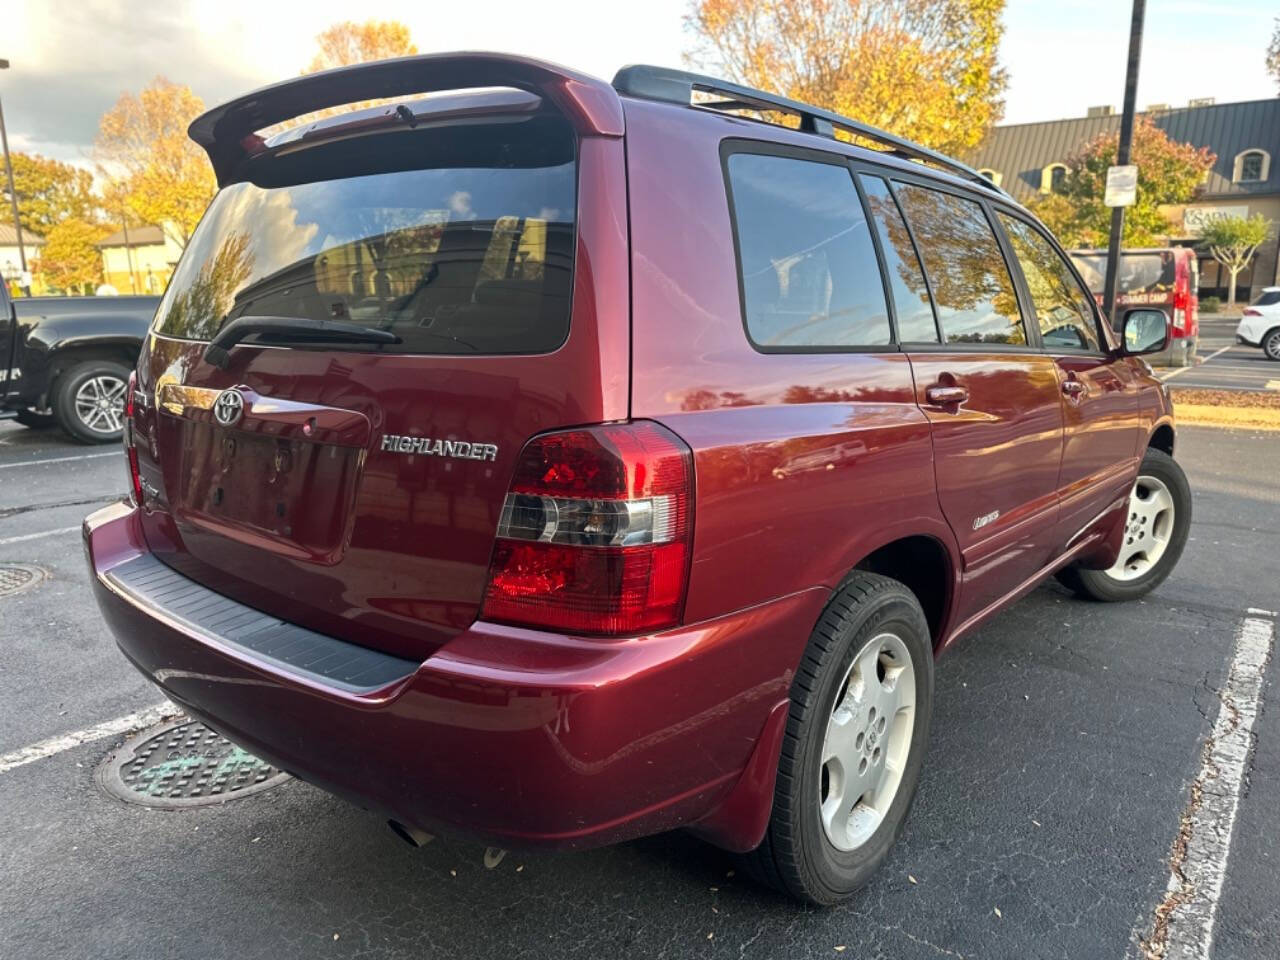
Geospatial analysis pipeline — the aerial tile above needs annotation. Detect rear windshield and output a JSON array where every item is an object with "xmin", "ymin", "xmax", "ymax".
[
  {"xmin": 1252, "ymin": 289, "xmax": 1280, "ymax": 307},
  {"xmin": 153, "ymin": 118, "xmax": 577, "ymax": 355},
  {"xmin": 1070, "ymin": 252, "xmax": 1174, "ymax": 295}
]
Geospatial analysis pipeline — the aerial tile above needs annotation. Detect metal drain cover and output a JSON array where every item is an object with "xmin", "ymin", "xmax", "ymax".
[
  {"xmin": 98, "ymin": 717, "xmax": 289, "ymax": 808},
  {"xmin": 0, "ymin": 563, "xmax": 46, "ymax": 598}
]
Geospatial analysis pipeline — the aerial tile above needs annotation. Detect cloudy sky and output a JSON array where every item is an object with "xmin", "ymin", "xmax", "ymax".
[{"xmin": 2, "ymin": 0, "xmax": 1276, "ymax": 166}]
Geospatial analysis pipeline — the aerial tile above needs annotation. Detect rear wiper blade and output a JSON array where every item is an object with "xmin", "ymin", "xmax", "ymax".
[{"xmin": 203, "ymin": 315, "xmax": 401, "ymax": 369}]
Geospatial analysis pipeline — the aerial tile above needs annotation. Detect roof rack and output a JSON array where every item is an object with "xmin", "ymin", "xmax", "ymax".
[{"xmin": 611, "ymin": 64, "xmax": 1007, "ymax": 198}]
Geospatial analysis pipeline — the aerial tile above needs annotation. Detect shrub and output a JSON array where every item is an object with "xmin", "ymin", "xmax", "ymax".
[{"xmin": 1200, "ymin": 296, "xmax": 1220, "ymax": 313}]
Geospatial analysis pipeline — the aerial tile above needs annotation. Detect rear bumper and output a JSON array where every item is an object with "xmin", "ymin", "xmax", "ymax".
[{"xmin": 85, "ymin": 501, "xmax": 823, "ymax": 850}]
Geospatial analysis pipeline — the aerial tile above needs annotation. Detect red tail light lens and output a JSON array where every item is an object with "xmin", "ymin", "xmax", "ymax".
[
  {"xmin": 481, "ymin": 421, "xmax": 694, "ymax": 636},
  {"xmin": 123, "ymin": 370, "xmax": 143, "ymax": 505},
  {"xmin": 1244, "ymin": 308, "xmax": 1262, "ymax": 317}
]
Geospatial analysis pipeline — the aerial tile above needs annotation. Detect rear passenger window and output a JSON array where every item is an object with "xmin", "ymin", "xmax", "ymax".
[
  {"xmin": 727, "ymin": 153, "xmax": 891, "ymax": 348},
  {"xmin": 859, "ymin": 175, "xmax": 938, "ymax": 342},
  {"xmin": 894, "ymin": 184, "xmax": 1026, "ymax": 346},
  {"xmin": 999, "ymin": 214, "xmax": 1101, "ymax": 352}
]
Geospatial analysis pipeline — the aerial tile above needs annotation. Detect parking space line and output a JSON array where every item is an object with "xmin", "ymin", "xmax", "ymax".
[
  {"xmin": 0, "ymin": 452, "xmax": 117, "ymax": 470},
  {"xmin": 1140, "ymin": 613, "xmax": 1275, "ymax": 960},
  {"xmin": 0, "ymin": 703, "xmax": 178, "ymax": 775},
  {"xmin": 0, "ymin": 525, "xmax": 81, "ymax": 547},
  {"xmin": 1158, "ymin": 346, "xmax": 1232, "ymax": 382}
]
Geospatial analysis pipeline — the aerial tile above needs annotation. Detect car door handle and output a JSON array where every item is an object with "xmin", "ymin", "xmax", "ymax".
[
  {"xmin": 1061, "ymin": 379, "xmax": 1087, "ymax": 399},
  {"xmin": 925, "ymin": 385, "xmax": 968, "ymax": 406}
]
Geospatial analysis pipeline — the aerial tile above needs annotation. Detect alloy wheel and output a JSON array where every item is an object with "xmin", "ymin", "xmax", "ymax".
[
  {"xmin": 73, "ymin": 374, "xmax": 127, "ymax": 435},
  {"xmin": 1106, "ymin": 475, "xmax": 1176, "ymax": 581},
  {"xmin": 818, "ymin": 631, "xmax": 916, "ymax": 851}
]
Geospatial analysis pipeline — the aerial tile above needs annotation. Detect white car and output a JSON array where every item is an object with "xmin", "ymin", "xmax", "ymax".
[{"xmin": 1236, "ymin": 287, "xmax": 1280, "ymax": 360}]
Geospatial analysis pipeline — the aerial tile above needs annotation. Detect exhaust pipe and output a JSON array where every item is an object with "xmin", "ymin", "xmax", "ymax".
[{"xmin": 387, "ymin": 819, "xmax": 434, "ymax": 848}]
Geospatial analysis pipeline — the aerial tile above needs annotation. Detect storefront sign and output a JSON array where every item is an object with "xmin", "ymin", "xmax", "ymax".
[{"xmin": 1184, "ymin": 204, "xmax": 1249, "ymax": 234}]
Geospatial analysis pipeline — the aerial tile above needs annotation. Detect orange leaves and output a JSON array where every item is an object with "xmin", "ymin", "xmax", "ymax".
[{"xmin": 684, "ymin": 0, "xmax": 1007, "ymax": 155}]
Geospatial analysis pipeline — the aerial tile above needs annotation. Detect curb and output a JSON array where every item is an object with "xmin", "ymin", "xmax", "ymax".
[{"xmin": 1173, "ymin": 403, "xmax": 1280, "ymax": 432}]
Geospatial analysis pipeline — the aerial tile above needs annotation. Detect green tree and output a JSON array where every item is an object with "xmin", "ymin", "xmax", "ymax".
[
  {"xmin": 1031, "ymin": 117, "xmax": 1215, "ymax": 248},
  {"xmin": 2, "ymin": 153, "xmax": 99, "ymax": 235},
  {"xmin": 94, "ymin": 77, "xmax": 216, "ymax": 250},
  {"xmin": 685, "ymin": 0, "xmax": 1007, "ymax": 155},
  {"xmin": 39, "ymin": 218, "xmax": 109, "ymax": 293},
  {"xmin": 1198, "ymin": 214, "xmax": 1272, "ymax": 307}
]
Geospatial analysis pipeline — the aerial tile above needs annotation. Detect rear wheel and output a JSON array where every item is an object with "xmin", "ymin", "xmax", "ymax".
[
  {"xmin": 52, "ymin": 360, "xmax": 131, "ymax": 444},
  {"xmin": 1055, "ymin": 447, "xmax": 1191, "ymax": 602},
  {"xmin": 745, "ymin": 572, "xmax": 933, "ymax": 905},
  {"xmin": 1263, "ymin": 328, "xmax": 1280, "ymax": 361}
]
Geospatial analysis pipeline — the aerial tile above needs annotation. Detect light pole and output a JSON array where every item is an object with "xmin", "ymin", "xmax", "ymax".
[
  {"xmin": 0, "ymin": 58, "xmax": 28, "ymax": 296},
  {"xmin": 1101, "ymin": 1, "xmax": 1146, "ymax": 325}
]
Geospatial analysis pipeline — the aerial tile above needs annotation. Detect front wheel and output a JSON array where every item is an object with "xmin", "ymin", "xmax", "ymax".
[
  {"xmin": 1263, "ymin": 328, "xmax": 1280, "ymax": 361},
  {"xmin": 1056, "ymin": 447, "xmax": 1191, "ymax": 602},
  {"xmin": 745, "ymin": 572, "xmax": 934, "ymax": 905}
]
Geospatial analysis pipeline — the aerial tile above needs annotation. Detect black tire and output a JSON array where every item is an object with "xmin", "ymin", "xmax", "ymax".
[
  {"xmin": 14, "ymin": 409, "xmax": 56, "ymax": 429},
  {"xmin": 1263, "ymin": 328, "xmax": 1280, "ymax": 362},
  {"xmin": 745, "ymin": 572, "xmax": 934, "ymax": 905},
  {"xmin": 1055, "ymin": 447, "xmax": 1191, "ymax": 602},
  {"xmin": 52, "ymin": 359, "xmax": 131, "ymax": 444}
]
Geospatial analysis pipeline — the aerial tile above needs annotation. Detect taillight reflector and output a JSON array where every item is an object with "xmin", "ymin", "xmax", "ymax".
[
  {"xmin": 481, "ymin": 421, "xmax": 694, "ymax": 636},
  {"xmin": 123, "ymin": 370, "xmax": 143, "ymax": 505}
]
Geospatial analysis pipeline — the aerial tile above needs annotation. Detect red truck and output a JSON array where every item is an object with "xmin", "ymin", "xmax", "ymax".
[{"xmin": 84, "ymin": 55, "xmax": 1188, "ymax": 905}]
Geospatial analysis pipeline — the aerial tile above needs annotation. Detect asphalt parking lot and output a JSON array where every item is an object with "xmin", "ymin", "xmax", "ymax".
[
  {"xmin": 0, "ymin": 418, "xmax": 1276, "ymax": 960},
  {"xmin": 1160, "ymin": 315, "xmax": 1279, "ymax": 392}
]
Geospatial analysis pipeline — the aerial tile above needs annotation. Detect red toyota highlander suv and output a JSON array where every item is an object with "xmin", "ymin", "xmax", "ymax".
[{"xmin": 84, "ymin": 54, "xmax": 1189, "ymax": 905}]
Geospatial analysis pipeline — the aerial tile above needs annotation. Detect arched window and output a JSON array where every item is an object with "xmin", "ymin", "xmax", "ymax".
[
  {"xmin": 1233, "ymin": 149, "xmax": 1270, "ymax": 183},
  {"xmin": 1041, "ymin": 163, "xmax": 1069, "ymax": 194},
  {"xmin": 978, "ymin": 168, "xmax": 1002, "ymax": 187}
]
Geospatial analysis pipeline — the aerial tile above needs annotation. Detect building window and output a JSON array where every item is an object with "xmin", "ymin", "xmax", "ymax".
[
  {"xmin": 1233, "ymin": 149, "xmax": 1270, "ymax": 183},
  {"xmin": 978, "ymin": 169, "xmax": 1002, "ymax": 187},
  {"xmin": 1041, "ymin": 163, "xmax": 1069, "ymax": 194}
]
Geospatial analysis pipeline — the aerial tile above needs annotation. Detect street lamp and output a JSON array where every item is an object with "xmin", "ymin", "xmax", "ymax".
[{"xmin": 0, "ymin": 58, "xmax": 29, "ymax": 296}]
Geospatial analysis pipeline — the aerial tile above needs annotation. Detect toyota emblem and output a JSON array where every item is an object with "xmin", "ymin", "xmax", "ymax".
[{"xmin": 213, "ymin": 388, "xmax": 245, "ymax": 427}]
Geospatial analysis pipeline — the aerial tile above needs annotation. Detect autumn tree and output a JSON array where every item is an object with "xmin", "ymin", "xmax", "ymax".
[
  {"xmin": 2, "ymin": 153, "xmax": 99, "ymax": 236},
  {"xmin": 684, "ymin": 0, "xmax": 1007, "ymax": 155},
  {"xmin": 39, "ymin": 219, "xmax": 109, "ymax": 293},
  {"xmin": 94, "ymin": 77, "xmax": 216, "ymax": 250},
  {"xmin": 1198, "ymin": 215, "xmax": 1272, "ymax": 307},
  {"xmin": 1031, "ymin": 118, "xmax": 1215, "ymax": 248},
  {"xmin": 1268, "ymin": 19, "xmax": 1280, "ymax": 93}
]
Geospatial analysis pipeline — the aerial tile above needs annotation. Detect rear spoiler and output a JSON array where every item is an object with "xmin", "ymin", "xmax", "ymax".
[{"xmin": 189, "ymin": 52, "xmax": 625, "ymax": 187}]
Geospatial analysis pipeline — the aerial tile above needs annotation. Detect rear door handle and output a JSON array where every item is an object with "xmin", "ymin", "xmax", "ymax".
[{"xmin": 925, "ymin": 385, "xmax": 969, "ymax": 406}]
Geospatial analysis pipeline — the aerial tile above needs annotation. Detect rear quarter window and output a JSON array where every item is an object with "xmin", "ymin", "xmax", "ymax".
[
  {"xmin": 153, "ymin": 117, "xmax": 577, "ymax": 356},
  {"xmin": 726, "ymin": 152, "xmax": 891, "ymax": 350}
]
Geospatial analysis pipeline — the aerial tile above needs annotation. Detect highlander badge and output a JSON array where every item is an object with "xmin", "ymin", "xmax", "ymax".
[{"xmin": 381, "ymin": 434, "xmax": 498, "ymax": 462}]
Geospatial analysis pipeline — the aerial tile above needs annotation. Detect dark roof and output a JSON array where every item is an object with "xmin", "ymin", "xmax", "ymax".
[
  {"xmin": 0, "ymin": 223, "xmax": 44, "ymax": 245},
  {"xmin": 96, "ymin": 225, "xmax": 168, "ymax": 248},
  {"xmin": 968, "ymin": 98, "xmax": 1280, "ymax": 203}
]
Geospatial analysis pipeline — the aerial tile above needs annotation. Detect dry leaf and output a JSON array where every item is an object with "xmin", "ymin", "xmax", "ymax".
[
  {"xmin": 908, "ymin": 875, "xmax": 918, "ymax": 884},
  {"xmin": 707, "ymin": 932, "xmax": 715, "ymax": 940},
  {"xmin": 994, "ymin": 906, "xmax": 1002, "ymax": 918},
  {"xmin": 449, "ymin": 868, "xmax": 457, "ymax": 877},
  {"xmin": 835, "ymin": 947, "xmax": 847, "ymax": 953}
]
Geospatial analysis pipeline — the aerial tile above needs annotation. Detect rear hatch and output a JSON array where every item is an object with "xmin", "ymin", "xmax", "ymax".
[{"xmin": 131, "ymin": 58, "xmax": 629, "ymax": 661}]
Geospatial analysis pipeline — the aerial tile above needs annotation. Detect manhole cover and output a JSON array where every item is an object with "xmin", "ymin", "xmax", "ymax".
[
  {"xmin": 98, "ymin": 717, "xmax": 289, "ymax": 809},
  {"xmin": 0, "ymin": 563, "xmax": 46, "ymax": 598}
]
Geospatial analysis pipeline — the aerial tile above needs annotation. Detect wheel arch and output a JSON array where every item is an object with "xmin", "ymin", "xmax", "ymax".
[
  {"xmin": 1148, "ymin": 420, "xmax": 1175, "ymax": 456},
  {"xmin": 44, "ymin": 343, "xmax": 139, "ymax": 406},
  {"xmin": 849, "ymin": 533, "xmax": 955, "ymax": 652}
]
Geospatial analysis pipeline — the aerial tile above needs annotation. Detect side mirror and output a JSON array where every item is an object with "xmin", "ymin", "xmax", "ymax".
[{"xmin": 1120, "ymin": 308, "xmax": 1169, "ymax": 356}]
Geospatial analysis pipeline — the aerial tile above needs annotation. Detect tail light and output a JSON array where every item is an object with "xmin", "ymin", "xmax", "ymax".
[
  {"xmin": 480, "ymin": 420, "xmax": 694, "ymax": 636},
  {"xmin": 1244, "ymin": 308, "xmax": 1262, "ymax": 317},
  {"xmin": 123, "ymin": 370, "xmax": 143, "ymax": 505}
]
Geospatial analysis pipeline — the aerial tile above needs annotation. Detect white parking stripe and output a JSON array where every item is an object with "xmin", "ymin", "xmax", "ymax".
[
  {"xmin": 0, "ymin": 525, "xmax": 80, "ymax": 546},
  {"xmin": 0, "ymin": 703, "xmax": 178, "ymax": 775},
  {"xmin": 1140, "ymin": 614, "xmax": 1275, "ymax": 960},
  {"xmin": 0, "ymin": 451, "xmax": 117, "ymax": 469},
  {"xmin": 1159, "ymin": 345, "xmax": 1232, "ymax": 381}
]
